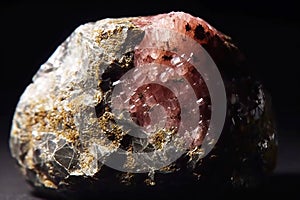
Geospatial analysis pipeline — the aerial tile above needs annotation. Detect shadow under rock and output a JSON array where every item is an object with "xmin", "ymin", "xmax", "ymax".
[{"xmin": 31, "ymin": 173, "xmax": 299, "ymax": 200}]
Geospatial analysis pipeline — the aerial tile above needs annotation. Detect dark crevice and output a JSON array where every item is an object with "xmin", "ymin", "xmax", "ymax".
[{"xmin": 194, "ymin": 24, "xmax": 205, "ymax": 40}]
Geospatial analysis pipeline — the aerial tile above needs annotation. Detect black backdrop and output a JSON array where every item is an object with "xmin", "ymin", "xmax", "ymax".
[{"xmin": 0, "ymin": 1, "xmax": 299, "ymax": 199}]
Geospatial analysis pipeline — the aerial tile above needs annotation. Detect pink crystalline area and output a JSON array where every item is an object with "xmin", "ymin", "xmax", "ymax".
[
  {"xmin": 126, "ymin": 12, "xmax": 215, "ymax": 147},
  {"xmin": 131, "ymin": 12, "xmax": 219, "ymax": 44},
  {"xmin": 129, "ymin": 83, "xmax": 181, "ymax": 131}
]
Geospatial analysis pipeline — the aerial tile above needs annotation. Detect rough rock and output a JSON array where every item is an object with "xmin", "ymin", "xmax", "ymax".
[{"xmin": 10, "ymin": 12, "xmax": 277, "ymax": 198}]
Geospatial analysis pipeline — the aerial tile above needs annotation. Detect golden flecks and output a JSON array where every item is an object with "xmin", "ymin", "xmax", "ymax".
[
  {"xmin": 18, "ymin": 96, "xmax": 79, "ymax": 145},
  {"xmin": 187, "ymin": 146, "xmax": 205, "ymax": 162},
  {"xmin": 48, "ymin": 169, "xmax": 54, "ymax": 176},
  {"xmin": 43, "ymin": 179, "xmax": 58, "ymax": 189},
  {"xmin": 97, "ymin": 80, "xmax": 102, "ymax": 87},
  {"xmin": 149, "ymin": 129, "xmax": 168, "ymax": 150},
  {"xmin": 35, "ymin": 135, "xmax": 41, "ymax": 140},
  {"xmin": 57, "ymin": 109, "xmax": 78, "ymax": 141},
  {"xmin": 118, "ymin": 53, "xmax": 134, "ymax": 68},
  {"xmin": 95, "ymin": 91, "xmax": 103, "ymax": 104},
  {"xmin": 46, "ymin": 108, "xmax": 78, "ymax": 142},
  {"xmin": 98, "ymin": 112, "xmax": 113, "ymax": 131},
  {"xmin": 94, "ymin": 26, "xmax": 124, "ymax": 45},
  {"xmin": 80, "ymin": 154, "xmax": 95, "ymax": 170},
  {"xmin": 144, "ymin": 178, "xmax": 156, "ymax": 186},
  {"xmin": 159, "ymin": 163, "xmax": 178, "ymax": 173},
  {"xmin": 94, "ymin": 29, "xmax": 103, "ymax": 44},
  {"xmin": 99, "ymin": 112, "xmax": 124, "ymax": 143},
  {"xmin": 119, "ymin": 172, "xmax": 134, "ymax": 186},
  {"xmin": 21, "ymin": 103, "xmax": 47, "ymax": 135},
  {"xmin": 144, "ymin": 169, "xmax": 156, "ymax": 186},
  {"xmin": 123, "ymin": 146, "xmax": 135, "ymax": 170}
]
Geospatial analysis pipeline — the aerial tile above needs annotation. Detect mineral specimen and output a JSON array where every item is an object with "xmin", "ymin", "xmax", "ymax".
[{"xmin": 10, "ymin": 12, "xmax": 277, "ymax": 197}]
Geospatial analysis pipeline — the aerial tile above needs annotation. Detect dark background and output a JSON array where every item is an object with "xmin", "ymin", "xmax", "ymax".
[{"xmin": 0, "ymin": 1, "xmax": 299, "ymax": 199}]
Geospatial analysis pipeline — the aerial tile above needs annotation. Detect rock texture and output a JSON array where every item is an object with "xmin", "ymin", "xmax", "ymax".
[{"xmin": 10, "ymin": 12, "xmax": 277, "ymax": 197}]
